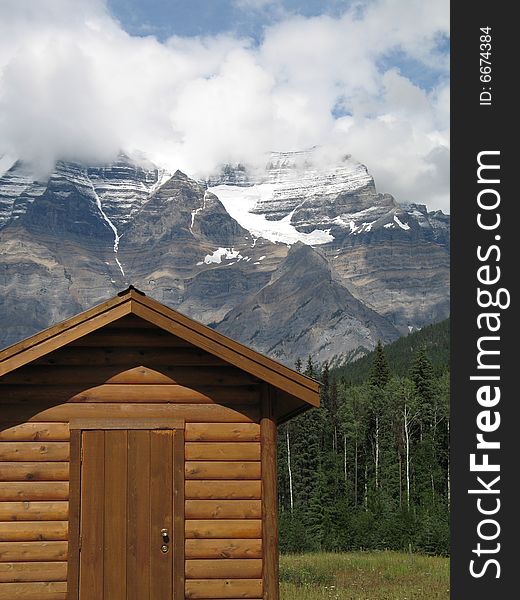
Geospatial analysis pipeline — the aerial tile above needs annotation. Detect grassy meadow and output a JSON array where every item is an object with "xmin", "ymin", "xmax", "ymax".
[{"xmin": 280, "ymin": 551, "xmax": 449, "ymax": 600}]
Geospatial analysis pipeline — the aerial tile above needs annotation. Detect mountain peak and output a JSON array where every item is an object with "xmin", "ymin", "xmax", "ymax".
[{"xmin": 172, "ymin": 169, "xmax": 190, "ymax": 180}]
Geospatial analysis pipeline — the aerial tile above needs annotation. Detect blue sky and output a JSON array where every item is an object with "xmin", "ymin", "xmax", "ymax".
[
  {"xmin": 108, "ymin": 0, "xmax": 448, "ymax": 92},
  {"xmin": 0, "ymin": 0, "xmax": 450, "ymax": 211},
  {"xmin": 108, "ymin": 0, "xmax": 356, "ymax": 40}
]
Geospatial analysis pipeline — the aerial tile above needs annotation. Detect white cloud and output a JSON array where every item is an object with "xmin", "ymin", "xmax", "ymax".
[{"xmin": 0, "ymin": 0, "xmax": 449, "ymax": 211}]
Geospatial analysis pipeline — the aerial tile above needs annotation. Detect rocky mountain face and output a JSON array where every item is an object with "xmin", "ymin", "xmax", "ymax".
[
  {"xmin": 0, "ymin": 151, "xmax": 449, "ymax": 365},
  {"xmin": 216, "ymin": 243, "xmax": 400, "ymax": 364},
  {"xmin": 208, "ymin": 150, "xmax": 450, "ymax": 334}
]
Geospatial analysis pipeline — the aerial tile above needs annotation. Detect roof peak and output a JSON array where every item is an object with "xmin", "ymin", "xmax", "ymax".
[{"xmin": 117, "ymin": 285, "xmax": 146, "ymax": 297}]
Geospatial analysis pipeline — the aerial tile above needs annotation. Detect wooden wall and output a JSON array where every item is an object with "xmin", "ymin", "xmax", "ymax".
[
  {"xmin": 0, "ymin": 422, "xmax": 69, "ymax": 600},
  {"xmin": 0, "ymin": 315, "xmax": 270, "ymax": 600},
  {"xmin": 184, "ymin": 422, "xmax": 263, "ymax": 600}
]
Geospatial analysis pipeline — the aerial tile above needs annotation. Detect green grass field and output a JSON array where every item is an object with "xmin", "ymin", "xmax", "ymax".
[{"xmin": 280, "ymin": 551, "xmax": 449, "ymax": 600}]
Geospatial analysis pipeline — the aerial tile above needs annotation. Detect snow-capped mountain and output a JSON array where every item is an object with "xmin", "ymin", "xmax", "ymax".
[
  {"xmin": 0, "ymin": 157, "xmax": 166, "ymax": 229},
  {"xmin": 0, "ymin": 161, "xmax": 48, "ymax": 228},
  {"xmin": 0, "ymin": 152, "xmax": 449, "ymax": 365},
  {"xmin": 210, "ymin": 150, "xmax": 373, "ymax": 224},
  {"xmin": 208, "ymin": 149, "xmax": 448, "ymax": 245},
  {"xmin": 207, "ymin": 151, "xmax": 450, "ymax": 333}
]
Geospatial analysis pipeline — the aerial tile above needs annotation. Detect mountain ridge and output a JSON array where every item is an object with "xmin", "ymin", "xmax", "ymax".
[{"xmin": 0, "ymin": 151, "xmax": 450, "ymax": 365}]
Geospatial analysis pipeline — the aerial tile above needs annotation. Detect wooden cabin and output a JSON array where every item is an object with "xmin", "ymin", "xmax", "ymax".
[{"xmin": 0, "ymin": 287, "xmax": 319, "ymax": 600}]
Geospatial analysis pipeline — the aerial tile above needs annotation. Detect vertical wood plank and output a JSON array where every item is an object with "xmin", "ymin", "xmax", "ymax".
[
  {"xmin": 79, "ymin": 430, "xmax": 105, "ymax": 598},
  {"xmin": 150, "ymin": 430, "xmax": 173, "ymax": 598},
  {"xmin": 127, "ymin": 430, "xmax": 151, "ymax": 600},
  {"xmin": 104, "ymin": 430, "xmax": 128, "ymax": 600},
  {"xmin": 261, "ymin": 385, "xmax": 278, "ymax": 600},
  {"xmin": 66, "ymin": 429, "xmax": 81, "ymax": 600},
  {"xmin": 173, "ymin": 428, "xmax": 185, "ymax": 600}
]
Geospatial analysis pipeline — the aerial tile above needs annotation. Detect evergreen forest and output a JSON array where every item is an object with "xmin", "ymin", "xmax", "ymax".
[{"xmin": 277, "ymin": 320, "xmax": 450, "ymax": 555}]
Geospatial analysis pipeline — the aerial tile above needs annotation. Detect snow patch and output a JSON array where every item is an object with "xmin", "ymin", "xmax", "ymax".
[
  {"xmin": 197, "ymin": 247, "xmax": 259, "ymax": 267},
  {"xmin": 202, "ymin": 247, "xmax": 241, "ymax": 265},
  {"xmin": 89, "ymin": 181, "xmax": 125, "ymax": 276},
  {"xmin": 190, "ymin": 190, "xmax": 208, "ymax": 232},
  {"xmin": 149, "ymin": 169, "xmax": 172, "ymax": 194},
  {"xmin": 115, "ymin": 257, "xmax": 125, "ymax": 276},
  {"xmin": 208, "ymin": 184, "xmax": 334, "ymax": 245},
  {"xmin": 349, "ymin": 221, "xmax": 373, "ymax": 235},
  {"xmin": 394, "ymin": 215, "xmax": 410, "ymax": 231}
]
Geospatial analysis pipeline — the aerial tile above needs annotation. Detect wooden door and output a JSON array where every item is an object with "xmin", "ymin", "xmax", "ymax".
[{"xmin": 73, "ymin": 428, "xmax": 183, "ymax": 600}]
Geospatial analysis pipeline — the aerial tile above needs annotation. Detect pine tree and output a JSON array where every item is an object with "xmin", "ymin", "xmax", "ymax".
[
  {"xmin": 320, "ymin": 362, "xmax": 334, "ymax": 452},
  {"xmin": 369, "ymin": 340, "xmax": 391, "ymax": 388},
  {"xmin": 321, "ymin": 362, "xmax": 330, "ymax": 392},
  {"xmin": 410, "ymin": 346, "xmax": 435, "ymax": 409},
  {"xmin": 305, "ymin": 355, "xmax": 316, "ymax": 379},
  {"xmin": 329, "ymin": 376, "xmax": 340, "ymax": 453},
  {"xmin": 435, "ymin": 371, "xmax": 450, "ymax": 506},
  {"xmin": 410, "ymin": 346, "xmax": 438, "ymax": 506},
  {"xmin": 368, "ymin": 341, "xmax": 390, "ymax": 492},
  {"xmin": 291, "ymin": 408, "xmax": 322, "ymax": 512}
]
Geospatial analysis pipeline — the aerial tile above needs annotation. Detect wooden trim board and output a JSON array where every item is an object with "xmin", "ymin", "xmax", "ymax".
[
  {"xmin": 69, "ymin": 418, "xmax": 185, "ymax": 430},
  {"xmin": 66, "ymin": 429, "xmax": 81, "ymax": 599},
  {"xmin": 261, "ymin": 384, "xmax": 279, "ymax": 600}
]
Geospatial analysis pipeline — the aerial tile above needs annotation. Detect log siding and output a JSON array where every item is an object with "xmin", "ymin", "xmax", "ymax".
[
  {"xmin": 0, "ymin": 292, "xmax": 319, "ymax": 599},
  {"xmin": 0, "ymin": 321, "xmax": 266, "ymax": 599}
]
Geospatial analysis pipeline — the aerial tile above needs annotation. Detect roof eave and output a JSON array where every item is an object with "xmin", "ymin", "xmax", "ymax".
[{"xmin": 0, "ymin": 289, "xmax": 321, "ymax": 411}]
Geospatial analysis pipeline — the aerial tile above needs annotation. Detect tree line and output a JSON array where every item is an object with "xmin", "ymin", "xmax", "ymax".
[{"xmin": 277, "ymin": 332, "xmax": 450, "ymax": 556}]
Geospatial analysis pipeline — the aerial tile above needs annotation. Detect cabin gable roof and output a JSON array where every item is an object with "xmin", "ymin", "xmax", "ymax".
[{"xmin": 0, "ymin": 287, "xmax": 320, "ymax": 414}]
